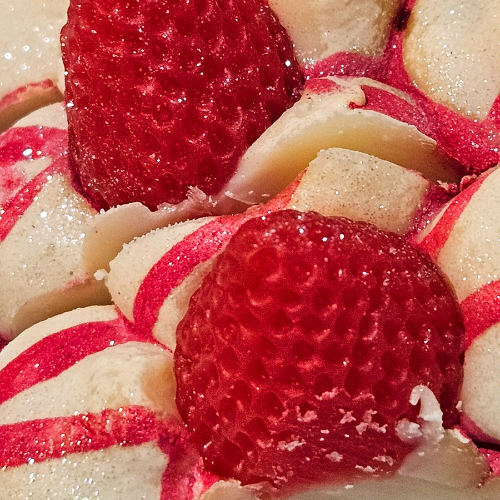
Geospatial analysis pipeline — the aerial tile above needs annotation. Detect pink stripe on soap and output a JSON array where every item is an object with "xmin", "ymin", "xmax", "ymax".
[
  {"xmin": 461, "ymin": 279, "xmax": 500, "ymax": 349},
  {"xmin": 0, "ymin": 80, "xmax": 60, "ymax": 113},
  {"xmin": 0, "ymin": 315, "xmax": 151, "ymax": 403},
  {"xmin": 416, "ymin": 173, "xmax": 489, "ymax": 260},
  {"xmin": 0, "ymin": 406, "xmax": 161, "ymax": 467}
]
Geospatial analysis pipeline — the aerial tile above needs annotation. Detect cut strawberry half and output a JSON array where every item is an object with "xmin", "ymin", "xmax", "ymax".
[
  {"xmin": 61, "ymin": 0, "xmax": 303, "ymax": 211},
  {"xmin": 175, "ymin": 210, "xmax": 465, "ymax": 493}
]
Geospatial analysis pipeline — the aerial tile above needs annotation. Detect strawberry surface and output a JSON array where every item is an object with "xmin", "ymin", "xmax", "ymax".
[
  {"xmin": 61, "ymin": 0, "xmax": 303, "ymax": 211},
  {"xmin": 175, "ymin": 210, "xmax": 465, "ymax": 493}
]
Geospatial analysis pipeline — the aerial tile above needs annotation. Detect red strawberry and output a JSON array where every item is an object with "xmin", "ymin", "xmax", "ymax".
[
  {"xmin": 61, "ymin": 0, "xmax": 303, "ymax": 211},
  {"xmin": 175, "ymin": 210, "xmax": 465, "ymax": 493}
]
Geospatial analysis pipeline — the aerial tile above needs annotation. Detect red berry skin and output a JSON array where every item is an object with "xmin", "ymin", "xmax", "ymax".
[
  {"xmin": 61, "ymin": 0, "xmax": 303, "ymax": 211},
  {"xmin": 175, "ymin": 210, "xmax": 465, "ymax": 493}
]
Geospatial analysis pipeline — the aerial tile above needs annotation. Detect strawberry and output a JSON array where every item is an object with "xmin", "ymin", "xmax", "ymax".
[
  {"xmin": 175, "ymin": 210, "xmax": 465, "ymax": 493},
  {"xmin": 61, "ymin": 0, "xmax": 303, "ymax": 211}
]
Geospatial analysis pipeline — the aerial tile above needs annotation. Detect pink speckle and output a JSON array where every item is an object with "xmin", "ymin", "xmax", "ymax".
[
  {"xmin": 305, "ymin": 78, "xmax": 340, "ymax": 94},
  {"xmin": 479, "ymin": 449, "xmax": 500, "ymax": 477},
  {"xmin": 0, "ymin": 163, "xmax": 26, "ymax": 205}
]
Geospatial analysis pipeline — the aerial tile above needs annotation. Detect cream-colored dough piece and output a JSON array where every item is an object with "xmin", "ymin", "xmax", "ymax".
[
  {"xmin": 404, "ymin": 0, "xmax": 500, "ymax": 119},
  {"xmin": 0, "ymin": 0, "xmax": 68, "ymax": 130},
  {"xmin": 286, "ymin": 147, "xmax": 432, "ymax": 235},
  {"xmin": 219, "ymin": 77, "xmax": 459, "ymax": 208},
  {"xmin": 269, "ymin": 0, "xmax": 403, "ymax": 66},
  {"xmin": 1, "ymin": 443, "xmax": 167, "ymax": 500}
]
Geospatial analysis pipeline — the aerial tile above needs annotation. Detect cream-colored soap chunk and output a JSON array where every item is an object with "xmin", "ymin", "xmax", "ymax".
[
  {"xmin": 106, "ymin": 217, "xmax": 218, "ymax": 349},
  {"xmin": 0, "ymin": 305, "xmax": 178, "ymax": 499},
  {"xmin": 1, "ymin": 442, "xmax": 167, "ymax": 500},
  {"xmin": 269, "ymin": 0, "xmax": 403, "ymax": 66},
  {"xmin": 286, "ymin": 147, "xmax": 431, "ymax": 235},
  {"xmin": 83, "ymin": 202, "xmax": 212, "ymax": 278},
  {"xmin": 434, "ymin": 168, "xmax": 500, "ymax": 302},
  {"xmin": 106, "ymin": 217, "xmax": 214, "ymax": 322},
  {"xmin": 0, "ymin": 305, "xmax": 178, "ymax": 424},
  {"xmin": 462, "ymin": 323, "xmax": 500, "ymax": 443},
  {"xmin": 0, "ymin": 173, "xmax": 109, "ymax": 339},
  {"xmin": 0, "ymin": 341, "xmax": 177, "ymax": 424},
  {"xmin": 404, "ymin": 0, "xmax": 500, "ymax": 119}
]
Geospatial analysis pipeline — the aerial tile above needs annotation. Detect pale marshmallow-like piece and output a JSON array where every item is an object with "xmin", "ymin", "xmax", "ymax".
[
  {"xmin": 287, "ymin": 147, "xmax": 432, "ymax": 235},
  {"xmin": 220, "ymin": 77, "xmax": 459, "ymax": 207},
  {"xmin": 269, "ymin": 0, "xmax": 403, "ymax": 66},
  {"xmin": 0, "ymin": 0, "xmax": 68, "ymax": 130},
  {"xmin": 404, "ymin": 0, "xmax": 500, "ymax": 119}
]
